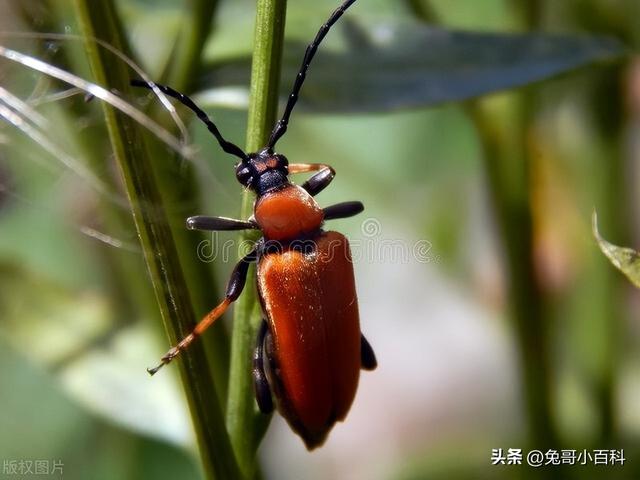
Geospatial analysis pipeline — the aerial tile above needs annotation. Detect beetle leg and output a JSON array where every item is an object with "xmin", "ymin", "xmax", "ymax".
[
  {"xmin": 289, "ymin": 163, "xmax": 336, "ymax": 196},
  {"xmin": 147, "ymin": 243, "xmax": 261, "ymax": 375},
  {"xmin": 360, "ymin": 334, "xmax": 377, "ymax": 370},
  {"xmin": 302, "ymin": 168, "xmax": 334, "ymax": 196},
  {"xmin": 186, "ymin": 215, "xmax": 256, "ymax": 231},
  {"xmin": 323, "ymin": 201, "xmax": 364, "ymax": 220},
  {"xmin": 253, "ymin": 319, "xmax": 274, "ymax": 414}
]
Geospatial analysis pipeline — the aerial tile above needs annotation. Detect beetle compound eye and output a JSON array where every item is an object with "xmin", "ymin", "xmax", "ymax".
[
  {"xmin": 235, "ymin": 165, "xmax": 253, "ymax": 186},
  {"xmin": 276, "ymin": 154, "xmax": 289, "ymax": 170},
  {"xmin": 275, "ymin": 154, "xmax": 289, "ymax": 172}
]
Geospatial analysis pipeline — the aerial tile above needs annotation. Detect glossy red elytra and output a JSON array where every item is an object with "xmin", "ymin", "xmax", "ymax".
[{"xmin": 135, "ymin": 0, "xmax": 376, "ymax": 449}]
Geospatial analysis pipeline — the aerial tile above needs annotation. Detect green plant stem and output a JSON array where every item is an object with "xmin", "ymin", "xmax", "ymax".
[
  {"xmin": 144, "ymin": 0, "xmax": 230, "ymax": 407},
  {"xmin": 578, "ymin": 67, "xmax": 627, "ymax": 445},
  {"xmin": 469, "ymin": 97, "xmax": 558, "ymax": 453},
  {"xmin": 162, "ymin": 0, "xmax": 219, "ymax": 91},
  {"xmin": 148, "ymin": 0, "xmax": 231, "ymax": 411},
  {"xmin": 566, "ymin": 1, "xmax": 634, "ymax": 446},
  {"xmin": 72, "ymin": 1, "xmax": 239, "ymax": 479},
  {"xmin": 408, "ymin": 0, "xmax": 557, "ymax": 453},
  {"xmin": 226, "ymin": 0, "xmax": 287, "ymax": 477}
]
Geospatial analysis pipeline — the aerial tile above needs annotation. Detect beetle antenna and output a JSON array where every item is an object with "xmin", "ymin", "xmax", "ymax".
[
  {"xmin": 131, "ymin": 80, "xmax": 249, "ymax": 161},
  {"xmin": 267, "ymin": 0, "xmax": 357, "ymax": 150}
]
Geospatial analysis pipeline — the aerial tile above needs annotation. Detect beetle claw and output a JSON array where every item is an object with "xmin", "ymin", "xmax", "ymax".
[
  {"xmin": 147, "ymin": 362, "xmax": 164, "ymax": 376},
  {"xmin": 147, "ymin": 346, "xmax": 180, "ymax": 375}
]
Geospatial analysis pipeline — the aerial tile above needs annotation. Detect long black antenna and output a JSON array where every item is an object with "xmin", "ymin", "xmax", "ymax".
[
  {"xmin": 267, "ymin": 0, "xmax": 357, "ymax": 150},
  {"xmin": 131, "ymin": 80, "xmax": 248, "ymax": 161}
]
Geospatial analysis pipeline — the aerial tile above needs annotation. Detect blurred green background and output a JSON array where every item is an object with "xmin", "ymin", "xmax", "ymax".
[{"xmin": 0, "ymin": 0, "xmax": 639, "ymax": 479}]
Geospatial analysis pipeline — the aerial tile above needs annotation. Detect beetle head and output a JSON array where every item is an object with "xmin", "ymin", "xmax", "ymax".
[{"xmin": 235, "ymin": 149, "xmax": 289, "ymax": 195}]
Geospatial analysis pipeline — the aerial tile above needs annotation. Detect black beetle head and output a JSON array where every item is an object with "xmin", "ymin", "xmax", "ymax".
[{"xmin": 235, "ymin": 149, "xmax": 289, "ymax": 195}]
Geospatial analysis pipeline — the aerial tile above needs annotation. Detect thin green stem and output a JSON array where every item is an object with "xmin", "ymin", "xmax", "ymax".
[
  {"xmin": 72, "ymin": 1, "xmax": 239, "ymax": 479},
  {"xmin": 244, "ymin": 0, "xmax": 288, "ymax": 154},
  {"xmin": 226, "ymin": 0, "xmax": 287, "ymax": 477},
  {"xmin": 162, "ymin": 0, "xmax": 219, "ymax": 91}
]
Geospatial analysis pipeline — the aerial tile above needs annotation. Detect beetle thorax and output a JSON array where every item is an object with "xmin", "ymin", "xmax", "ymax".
[{"xmin": 254, "ymin": 184, "xmax": 324, "ymax": 241}]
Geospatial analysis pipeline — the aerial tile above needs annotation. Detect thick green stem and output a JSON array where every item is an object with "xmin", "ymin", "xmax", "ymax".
[
  {"xmin": 147, "ymin": 0, "xmax": 231, "ymax": 410},
  {"xmin": 72, "ymin": 1, "xmax": 239, "ymax": 479},
  {"xmin": 226, "ymin": 0, "xmax": 287, "ymax": 477},
  {"xmin": 154, "ymin": 0, "xmax": 232, "ymax": 411},
  {"xmin": 408, "ymin": 0, "xmax": 558, "ymax": 454},
  {"xmin": 470, "ymin": 97, "xmax": 558, "ymax": 452},
  {"xmin": 566, "ymin": 0, "xmax": 634, "ymax": 446},
  {"xmin": 579, "ymin": 66, "xmax": 627, "ymax": 446}
]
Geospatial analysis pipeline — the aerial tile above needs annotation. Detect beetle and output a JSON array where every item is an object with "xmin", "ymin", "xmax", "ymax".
[{"xmin": 134, "ymin": 0, "xmax": 376, "ymax": 449}]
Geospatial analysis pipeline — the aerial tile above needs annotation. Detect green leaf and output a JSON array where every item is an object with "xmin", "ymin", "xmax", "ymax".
[
  {"xmin": 196, "ymin": 20, "xmax": 627, "ymax": 112},
  {"xmin": 593, "ymin": 211, "xmax": 640, "ymax": 289}
]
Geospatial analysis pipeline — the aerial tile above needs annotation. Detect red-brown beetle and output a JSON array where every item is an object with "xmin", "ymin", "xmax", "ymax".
[{"xmin": 135, "ymin": 0, "xmax": 376, "ymax": 449}]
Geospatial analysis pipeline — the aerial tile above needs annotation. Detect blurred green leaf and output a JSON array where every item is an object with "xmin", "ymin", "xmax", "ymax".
[
  {"xmin": 0, "ymin": 261, "xmax": 111, "ymax": 366},
  {"xmin": 197, "ymin": 20, "xmax": 627, "ymax": 112},
  {"xmin": 0, "ymin": 337, "xmax": 202, "ymax": 480},
  {"xmin": 0, "ymin": 261, "xmax": 194, "ymax": 447},
  {"xmin": 593, "ymin": 211, "xmax": 640, "ymax": 289}
]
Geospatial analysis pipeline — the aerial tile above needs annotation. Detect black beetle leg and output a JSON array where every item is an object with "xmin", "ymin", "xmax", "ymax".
[
  {"xmin": 253, "ymin": 319, "xmax": 274, "ymax": 414},
  {"xmin": 360, "ymin": 333, "xmax": 377, "ymax": 370},
  {"xmin": 186, "ymin": 215, "xmax": 256, "ymax": 231},
  {"xmin": 323, "ymin": 201, "xmax": 364, "ymax": 220},
  {"xmin": 300, "ymin": 167, "xmax": 335, "ymax": 196},
  {"xmin": 288, "ymin": 163, "xmax": 335, "ymax": 197}
]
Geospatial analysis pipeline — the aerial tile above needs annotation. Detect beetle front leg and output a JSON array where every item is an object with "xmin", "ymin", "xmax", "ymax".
[
  {"xmin": 186, "ymin": 215, "xmax": 256, "ymax": 231},
  {"xmin": 323, "ymin": 201, "xmax": 364, "ymax": 220},
  {"xmin": 253, "ymin": 319, "xmax": 274, "ymax": 414},
  {"xmin": 147, "ymin": 245, "xmax": 260, "ymax": 375},
  {"xmin": 360, "ymin": 333, "xmax": 377, "ymax": 370},
  {"xmin": 289, "ymin": 163, "xmax": 336, "ymax": 196}
]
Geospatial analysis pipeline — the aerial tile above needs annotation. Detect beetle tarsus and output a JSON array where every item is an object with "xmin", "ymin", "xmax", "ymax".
[
  {"xmin": 147, "ymin": 362, "xmax": 164, "ymax": 376},
  {"xmin": 147, "ymin": 346, "xmax": 180, "ymax": 375}
]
